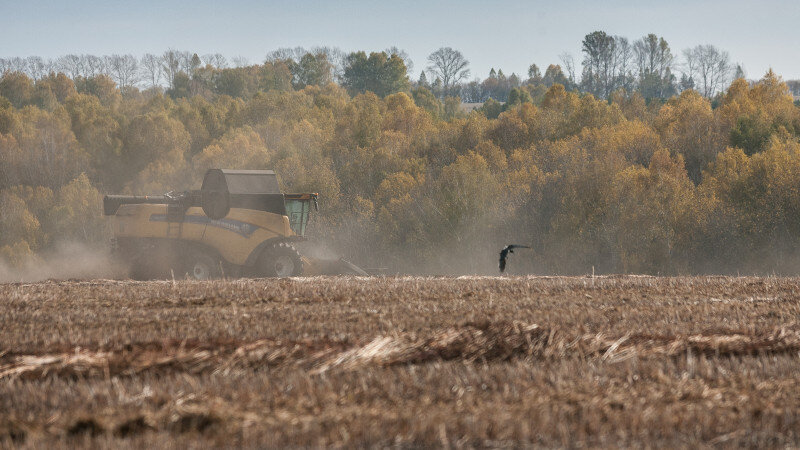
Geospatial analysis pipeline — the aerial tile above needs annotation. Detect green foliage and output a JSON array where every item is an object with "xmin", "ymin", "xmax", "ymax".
[
  {"xmin": 167, "ymin": 72, "xmax": 192, "ymax": 98},
  {"xmin": 730, "ymin": 114, "xmax": 773, "ymax": 155},
  {"xmin": 411, "ymin": 87, "xmax": 441, "ymax": 118},
  {"xmin": 343, "ymin": 51, "xmax": 410, "ymax": 97},
  {"xmin": 291, "ymin": 53, "xmax": 333, "ymax": 89},
  {"xmin": 506, "ymin": 88, "xmax": 532, "ymax": 107},
  {"xmin": 213, "ymin": 67, "xmax": 253, "ymax": 98},
  {"xmin": 480, "ymin": 98, "xmax": 503, "ymax": 119},
  {"xmin": 260, "ymin": 61, "xmax": 294, "ymax": 92},
  {"xmin": 542, "ymin": 64, "xmax": 570, "ymax": 88}
]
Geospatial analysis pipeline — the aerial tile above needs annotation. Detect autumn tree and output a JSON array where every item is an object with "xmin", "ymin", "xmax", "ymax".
[
  {"xmin": 542, "ymin": 64, "xmax": 570, "ymax": 87},
  {"xmin": 260, "ymin": 61, "xmax": 293, "ymax": 91},
  {"xmin": 721, "ymin": 70, "xmax": 799, "ymax": 155},
  {"xmin": 655, "ymin": 89, "xmax": 724, "ymax": 182},
  {"xmin": 74, "ymin": 74, "xmax": 121, "ymax": 107},
  {"xmin": 122, "ymin": 111, "xmax": 191, "ymax": 186},
  {"xmin": 49, "ymin": 173, "xmax": 105, "ymax": 244},
  {"xmin": 0, "ymin": 106, "xmax": 87, "ymax": 190},
  {"xmin": 192, "ymin": 126, "xmax": 273, "ymax": 174},
  {"xmin": 411, "ymin": 87, "xmax": 441, "ymax": 118},
  {"xmin": 0, "ymin": 72, "xmax": 35, "ymax": 108},
  {"xmin": 65, "ymin": 93, "xmax": 122, "ymax": 187},
  {"xmin": 3, "ymin": 45, "xmax": 800, "ymax": 274},
  {"xmin": 612, "ymin": 150, "xmax": 695, "ymax": 273}
]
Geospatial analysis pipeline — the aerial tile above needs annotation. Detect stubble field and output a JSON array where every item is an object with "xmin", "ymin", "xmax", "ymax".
[{"xmin": 2, "ymin": 275, "xmax": 800, "ymax": 448}]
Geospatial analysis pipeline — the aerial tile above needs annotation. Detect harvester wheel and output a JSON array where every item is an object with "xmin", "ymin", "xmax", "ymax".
[
  {"xmin": 258, "ymin": 242, "xmax": 303, "ymax": 277},
  {"xmin": 184, "ymin": 248, "xmax": 221, "ymax": 280}
]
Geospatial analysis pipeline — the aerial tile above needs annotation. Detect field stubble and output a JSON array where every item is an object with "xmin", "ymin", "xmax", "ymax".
[{"xmin": 2, "ymin": 275, "xmax": 800, "ymax": 447}]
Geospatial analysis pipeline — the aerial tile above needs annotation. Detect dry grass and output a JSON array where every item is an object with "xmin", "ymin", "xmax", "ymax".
[{"xmin": 2, "ymin": 275, "xmax": 800, "ymax": 447}]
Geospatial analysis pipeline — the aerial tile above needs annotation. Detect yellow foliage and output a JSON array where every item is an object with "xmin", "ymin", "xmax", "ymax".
[
  {"xmin": 655, "ymin": 90, "xmax": 725, "ymax": 182},
  {"xmin": 2, "ymin": 69, "xmax": 800, "ymax": 274},
  {"xmin": 0, "ymin": 190, "xmax": 41, "ymax": 250},
  {"xmin": 0, "ymin": 241, "xmax": 34, "ymax": 268},
  {"xmin": 581, "ymin": 121, "xmax": 664, "ymax": 166},
  {"xmin": 192, "ymin": 126, "xmax": 272, "ymax": 175},
  {"xmin": 383, "ymin": 92, "xmax": 435, "ymax": 137},
  {"xmin": 612, "ymin": 150, "xmax": 695, "ymax": 273},
  {"xmin": 375, "ymin": 172, "xmax": 420, "ymax": 207},
  {"xmin": 51, "ymin": 173, "xmax": 106, "ymax": 243}
]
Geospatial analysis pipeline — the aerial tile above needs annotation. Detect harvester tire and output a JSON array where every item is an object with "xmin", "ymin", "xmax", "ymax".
[
  {"xmin": 183, "ymin": 248, "xmax": 221, "ymax": 280},
  {"xmin": 258, "ymin": 242, "xmax": 303, "ymax": 277}
]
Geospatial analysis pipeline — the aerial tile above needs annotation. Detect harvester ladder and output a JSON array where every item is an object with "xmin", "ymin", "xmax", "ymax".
[
  {"xmin": 165, "ymin": 204, "xmax": 185, "ymax": 238},
  {"xmin": 166, "ymin": 220, "xmax": 182, "ymax": 238}
]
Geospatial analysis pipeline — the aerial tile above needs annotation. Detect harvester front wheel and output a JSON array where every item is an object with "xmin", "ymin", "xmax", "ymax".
[
  {"xmin": 184, "ymin": 248, "xmax": 221, "ymax": 280},
  {"xmin": 258, "ymin": 242, "xmax": 303, "ymax": 277}
]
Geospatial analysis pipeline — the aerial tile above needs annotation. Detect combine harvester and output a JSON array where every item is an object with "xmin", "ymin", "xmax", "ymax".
[{"xmin": 103, "ymin": 169, "xmax": 367, "ymax": 279}]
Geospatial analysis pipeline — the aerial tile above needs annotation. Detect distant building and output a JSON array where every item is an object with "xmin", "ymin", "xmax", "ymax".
[{"xmin": 460, "ymin": 102, "xmax": 484, "ymax": 113}]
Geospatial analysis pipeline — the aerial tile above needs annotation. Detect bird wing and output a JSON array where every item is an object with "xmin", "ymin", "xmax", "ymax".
[{"xmin": 499, "ymin": 245, "xmax": 531, "ymax": 273}]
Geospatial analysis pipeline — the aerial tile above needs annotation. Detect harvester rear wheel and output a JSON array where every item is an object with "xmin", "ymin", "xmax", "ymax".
[
  {"xmin": 183, "ymin": 248, "xmax": 221, "ymax": 280},
  {"xmin": 258, "ymin": 242, "xmax": 303, "ymax": 277}
]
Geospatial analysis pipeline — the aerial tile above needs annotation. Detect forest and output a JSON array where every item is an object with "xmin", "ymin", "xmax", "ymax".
[{"xmin": 2, "ymin": 31, "xmax": 800, "ymax": 275}]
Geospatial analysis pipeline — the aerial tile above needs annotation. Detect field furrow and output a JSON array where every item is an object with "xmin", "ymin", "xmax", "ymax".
[{"xmin": 2, "ymin": 276, "xmax": 800, "ymax": 447}]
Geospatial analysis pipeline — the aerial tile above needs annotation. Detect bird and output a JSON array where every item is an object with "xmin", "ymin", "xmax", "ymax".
[{"xmin": 499, "ymin": 244, "xmax": 531, "ymax": 273}]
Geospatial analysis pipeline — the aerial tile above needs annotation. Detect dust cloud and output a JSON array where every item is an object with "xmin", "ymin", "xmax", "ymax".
[
  {"xmin": 310, "ymin": 210, "xmax": 531, "ymax": 276},
  {"xmin": 0, "ymin": 242, "xmax": 126, "ymax": 283}
]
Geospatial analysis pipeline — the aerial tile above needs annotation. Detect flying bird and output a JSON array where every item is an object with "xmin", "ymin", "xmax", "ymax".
[{"xmin": 499, "ymin": 244, "xmax": 531, "ymax": 273}]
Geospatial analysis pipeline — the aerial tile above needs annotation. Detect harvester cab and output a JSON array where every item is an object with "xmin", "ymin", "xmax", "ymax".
[{"xmin": 103, "ymin": 169, "xmax": 362, "ymax": 280}]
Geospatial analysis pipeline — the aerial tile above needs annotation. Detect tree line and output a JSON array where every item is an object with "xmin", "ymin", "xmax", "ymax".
[
  {"xmin": 4, "ymin": 31, "xmax": 792, "ymax": 106},
  {"xmin": 1, "ymin": 38, "xmax": 800, "ymax": 274}
]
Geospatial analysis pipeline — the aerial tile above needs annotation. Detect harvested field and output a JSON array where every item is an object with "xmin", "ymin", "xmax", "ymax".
[{"xmin": 2, "ymin": 275, "xmax": 800, "ymax": 447}]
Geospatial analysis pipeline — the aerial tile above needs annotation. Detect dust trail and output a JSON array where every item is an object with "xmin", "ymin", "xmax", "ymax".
[{"xmin": 0, "ymin": 242, "xmax": 126, "ymax": 283}]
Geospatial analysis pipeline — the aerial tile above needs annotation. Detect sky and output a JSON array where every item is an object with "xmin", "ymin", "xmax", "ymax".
[{"xmin": 2, "ymin": 0, "xmax": 799, "ymax": 81}]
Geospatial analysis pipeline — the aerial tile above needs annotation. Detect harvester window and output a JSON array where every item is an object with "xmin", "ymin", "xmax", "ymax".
[{"xmin": 285, "ymin": 198, "xmax": 311, "ymax": 236}]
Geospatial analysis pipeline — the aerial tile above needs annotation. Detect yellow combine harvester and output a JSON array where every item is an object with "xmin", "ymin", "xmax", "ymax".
[{"xmin": 103, "ymin": 169, "xmax": 366, "ymax": 279}]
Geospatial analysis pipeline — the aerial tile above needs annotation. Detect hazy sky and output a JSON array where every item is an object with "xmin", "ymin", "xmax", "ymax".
[{"xmin": 2, "ymin": 0, "xmax": 799, "ymax": 80}]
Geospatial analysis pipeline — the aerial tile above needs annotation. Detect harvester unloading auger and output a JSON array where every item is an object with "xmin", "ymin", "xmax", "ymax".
[{"xmin": 103, "ymin": 169, "xmax": 368, "ymax": 280}]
